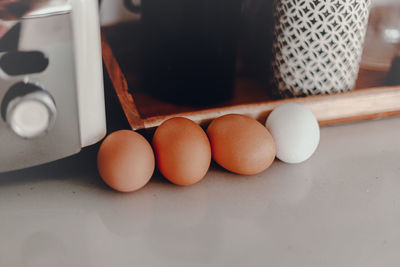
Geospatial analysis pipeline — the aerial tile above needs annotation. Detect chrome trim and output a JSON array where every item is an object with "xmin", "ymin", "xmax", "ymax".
[{"xmin": 23, "ymin": 4, "xmax": 72, "ymax": 19}]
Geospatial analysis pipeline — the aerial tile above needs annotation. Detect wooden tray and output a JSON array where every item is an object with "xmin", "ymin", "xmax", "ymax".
[{"xmin": 101, "ymin": 22, "xmax": 400, "ymax": 130}]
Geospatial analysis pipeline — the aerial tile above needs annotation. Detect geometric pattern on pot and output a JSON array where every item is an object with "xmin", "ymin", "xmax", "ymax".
[{"xmin": 272, "ymin": 0, "xmax": 372, "ymax": 97}]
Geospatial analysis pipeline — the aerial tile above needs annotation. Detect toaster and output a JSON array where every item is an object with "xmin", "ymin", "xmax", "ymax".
[{"xmin": 0, "ymin": 0, "xmax": 106, "ymax": 172}]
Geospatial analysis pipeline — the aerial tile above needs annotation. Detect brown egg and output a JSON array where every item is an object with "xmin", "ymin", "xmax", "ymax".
[
  {"xmin": 207, "ymin": 114, "xmax": 276, "ymax": 175},
  {"xmin": 152, "ymin": 117, "xmax": 211, "ymax": 186},
  {"xmin": 97, "ymin": 130, "xmax": 155, "ymax": 192}
]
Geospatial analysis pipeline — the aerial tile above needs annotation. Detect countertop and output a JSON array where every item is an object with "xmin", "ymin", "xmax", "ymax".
[{"xmin": 1, "ymin": 116, "xmax": 400, "ymax": 267}]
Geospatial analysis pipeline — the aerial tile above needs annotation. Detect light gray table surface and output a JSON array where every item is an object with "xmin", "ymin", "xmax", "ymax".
[{"xmin": 0, "ymin": 116, "xmax": 400, "ymax": 267}]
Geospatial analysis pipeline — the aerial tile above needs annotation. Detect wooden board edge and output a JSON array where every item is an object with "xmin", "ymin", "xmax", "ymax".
[
  {"xmin": 318, "ymin": 110, "xmax": 400, "ymax": 126},
  {"xmin": 142, "ymin": 86, "xmax": 400, "ymax": 129},
  {"xmin": 101, "ymin": 32, "xmax": 145, "ymax": 130}
]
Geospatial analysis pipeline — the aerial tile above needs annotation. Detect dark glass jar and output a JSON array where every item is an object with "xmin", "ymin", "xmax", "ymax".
[{"xmin": 139, "ymin": 0, "xmax": 243, "ymax": 105}]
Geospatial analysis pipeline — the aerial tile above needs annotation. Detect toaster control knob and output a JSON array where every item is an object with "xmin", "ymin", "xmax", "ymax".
[{"xmin": 2, "ymin": 83, "xmax": 56, "ymax": 139}]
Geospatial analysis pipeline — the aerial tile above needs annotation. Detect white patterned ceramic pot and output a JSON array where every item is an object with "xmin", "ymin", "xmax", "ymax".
[{"xmin": 272, "ymin": 0, "xmax": 372, "ymax": 97}]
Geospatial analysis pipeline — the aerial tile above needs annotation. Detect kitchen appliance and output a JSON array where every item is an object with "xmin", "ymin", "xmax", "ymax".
[{"xmin": 0, "ymin": 0, "xmax": 106, "ymax": 172}]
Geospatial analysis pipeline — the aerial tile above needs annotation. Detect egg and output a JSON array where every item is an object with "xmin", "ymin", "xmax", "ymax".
[
  {"xmin": 152, "ymin": 117, "xmax": 211, "ymax": 186},
  {"xmin": 97, "ymin": 130, "xmax": 155, "ymax": 192},
  {"xmin": 207, "ymin": 114, "xmax": 276, "ymax": 175},
  {"xmin": 266, "ymin": 103, "xmax": 320, "ymax": 164}
]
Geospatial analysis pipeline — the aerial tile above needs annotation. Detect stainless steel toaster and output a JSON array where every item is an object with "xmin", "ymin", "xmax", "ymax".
[{"xmin": 0, "ymin": 0, "xmax": 106, "ymax": 172}]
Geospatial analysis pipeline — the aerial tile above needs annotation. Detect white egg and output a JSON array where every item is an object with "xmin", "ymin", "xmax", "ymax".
[{"xmin": 266, "ymin": 103, "xmax": 320, "ymax": 164}]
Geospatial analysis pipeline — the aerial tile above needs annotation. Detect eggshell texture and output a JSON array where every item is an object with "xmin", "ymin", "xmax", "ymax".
[
  {"xmin": 97, "ymin": 130, "xmax": 155, "ymax": 192},
  {"xmin": 266, "ymin": 103, "xmax": 320, "ymax": 164},
  {"xmin": 207, "ymin": 114, "xmax": 276, "ymax": 175},
  {"xmin": 152, "ymin": 117, "xmax": 211, "ymax": 186}
]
